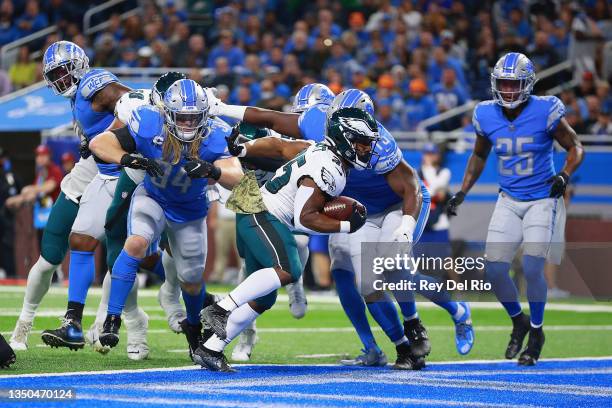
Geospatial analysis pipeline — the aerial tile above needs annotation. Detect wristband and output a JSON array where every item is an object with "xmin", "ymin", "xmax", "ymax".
[
  {"xmin": 401, "ymin": 215, "xmax": 417, "ymax": 236},
  {"xmin": 219, "ymin": 104, "xmax": 247, "ymax": 120},
  {"xmin": 340, "ymin": 221, "xmax": 351, "ymax": 233}
]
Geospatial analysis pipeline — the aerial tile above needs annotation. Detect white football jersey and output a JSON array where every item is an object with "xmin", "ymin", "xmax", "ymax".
[
  {"xmin": 60, "ymin": 155, "xmax": 98, "ymax": 202},
  {"xmin": 261, "ymin": 143, "xmax": 346, "ymax": 231},
  {"xmin": 114, "ymin": 89, "xmax": 152, "ymax": 184}
]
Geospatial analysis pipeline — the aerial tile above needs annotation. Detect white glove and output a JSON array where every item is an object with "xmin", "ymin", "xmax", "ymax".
[
  {"xmin": 390, "ymin": 215, "xmax": 417, "ymax": 243},
  {"xmin": 204, "ymin": 87, "xmax": 225, "ymax": 116}
]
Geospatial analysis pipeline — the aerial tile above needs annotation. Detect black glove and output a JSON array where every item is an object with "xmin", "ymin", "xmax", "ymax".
[
  {"xmin": 0, "ymin": 334, "xmax": 16, "ymax": 368},
  {"xmin": 75, "ymin": 124, "xmax": 91, "ymax": 159},
  {"xmin": 547, "ymin": 171, "xmax": 569, "ymax": 198},
  {"xmin": 226, "ymin": 124, "xmax": 247, "ymax": 157},
  {"xmin": 183, "ymin": 158, "xmax": 221, "ymax": 180},
  {"xmin": 446, "ymin": 191, "xmax": 466, "ymax": 217},
  {"xmin": 120, "ymin": 154, "xmax": 164, "ymax": 177},
  {"xmin": 348, "ymin": 202, "xmax": 367, "ymax": 233}
]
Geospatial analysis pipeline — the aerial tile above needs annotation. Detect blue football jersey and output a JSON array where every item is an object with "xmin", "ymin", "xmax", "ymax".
[
  {"xmin": 127, "ymin": 105, "xmax": 231, "ymax": 222},
  {"xmin": 73, "ymin": 69, "xmax": 121, "ymax": 176},
  {"xmin": 472, "ymin": 95, "xmax": 565, "ymax": 200},
  {"xmin": 298, "ymin": 105, "xmax": 427, "ymax": 215}
]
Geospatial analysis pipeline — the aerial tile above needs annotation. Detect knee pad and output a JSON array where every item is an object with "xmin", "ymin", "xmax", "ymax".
[{"xmin": 253, "ymin": 290, "xmax": 278, "ymax": 311}]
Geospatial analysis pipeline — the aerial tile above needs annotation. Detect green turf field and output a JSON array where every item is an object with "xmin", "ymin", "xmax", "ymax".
[{"xmin": 1, "ymin": 285, "xmax": 611, "ymax": 375}]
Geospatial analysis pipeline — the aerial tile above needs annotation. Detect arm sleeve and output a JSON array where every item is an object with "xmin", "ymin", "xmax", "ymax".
[{"xmin": 112, "ymin": 126, "xmax": 137, "ymax": 153}]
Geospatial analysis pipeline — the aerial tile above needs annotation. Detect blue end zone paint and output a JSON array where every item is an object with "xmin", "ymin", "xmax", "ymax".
[{"xmin": 1, "ymin": 358, "xmax": 611, "ymax": 407}]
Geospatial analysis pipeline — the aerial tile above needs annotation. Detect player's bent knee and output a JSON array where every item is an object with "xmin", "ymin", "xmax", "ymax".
[
  {"xmin": 252, "ymin": 290, "xmax": 277, "ymax": 312},
  {"xmin": 69, "ymin": 232, "xmax": 99, "ymax": 251},
  {"xmin": 180, "ymin": 281, "xmax": 203, "ymax": 295},
  {"xmin": 40, "ymin": 231, "xmax": 68, "ymax": 265},
  {"xmin": 124, "ymin": 235, "xmax": 149, "ymax": 258},
  {"xmin": 364, "ymin": 290, "xmax": 383, "ymax": 303}
]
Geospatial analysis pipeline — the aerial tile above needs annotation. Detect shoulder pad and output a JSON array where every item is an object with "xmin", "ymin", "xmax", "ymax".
[
  {"xmin": 537, "ymin": 95, "xmax": 566, "ymax": 132},
  {"xmin": 115, "ymin": 89, "xmax": 151, "ymax": 123},
  {"xmin": 128, "ymin": 105, "xmax": 164, "ymax": 140},
  {"xmin": 472, "ymin": 101, "xmax": 495, "ymax": 136},
  {"xmin": 80, "ymin": 69, "xmax": 119, "ymax": 100},
  {"xmin": 372, "ymin": 125, "xmax": 402, "ymax": 174}
]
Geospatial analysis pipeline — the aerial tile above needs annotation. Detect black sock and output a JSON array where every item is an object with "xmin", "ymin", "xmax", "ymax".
[
  {"xmin": 66, "ymin": 301, "xmax": 85, "ymax": 321},
  {"xmin": 511, "ymin": 312, "xmax": 526, "ymax": 325}
]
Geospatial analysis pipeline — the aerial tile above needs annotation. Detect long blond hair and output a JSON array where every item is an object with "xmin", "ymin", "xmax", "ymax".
[{"xmin": 162, "ymin": 125, "xmax": 203, "ymax": 164}]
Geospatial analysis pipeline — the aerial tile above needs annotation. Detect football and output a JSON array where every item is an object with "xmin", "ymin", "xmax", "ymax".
[{"xmin": 323, "ymin": 196, "xmax": 366, "ymax": 221}]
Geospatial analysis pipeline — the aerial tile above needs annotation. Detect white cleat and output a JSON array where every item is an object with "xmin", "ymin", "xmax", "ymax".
[
  {"xmin": 85, "ymin": 322, "xmax": 111, "ymax": 354},
  {"xmin": 231, "ymin": 326, "xmax": 258, "ymax": 362},
  {"xmin": 125, "ymin": 308, "xmax": 149, "ymax": 361},
  {"xmin": 286, "ymin": 279, "xmax": 307, "ymax": 319},
  {"xmin": 10, "ymin": 319, "xmax": 32, "ymax": 351},
  {"xmin": 157, "ymin": 281, "xmax": 186, "ymax": 333}
]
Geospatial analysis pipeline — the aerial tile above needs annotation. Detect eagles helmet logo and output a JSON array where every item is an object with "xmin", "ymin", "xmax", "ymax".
[{"xmin": 337, "ymin": 117, "xmax": 378, "ymax": 139}]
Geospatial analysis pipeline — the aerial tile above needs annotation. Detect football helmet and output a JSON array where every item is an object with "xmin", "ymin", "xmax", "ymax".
[
  {"xmin": 326, "ymin": 107, "xmax": 379, "ymax": 170},
  {"xmin": 42, "ymin": 41, "xmax": 89, "ymax": 98},
  {"xmin": 151, "ymin": 71, "xmax": 187, "ymax": 107},
  {"xmin": 491, "ymin": 52, "xmax": 536, "ymax": 109},
  {"xmin": 326, "ymin": 89, "xmax": 375, "ymax": 121},
  {"xmin": 291, "ymin": 83, "xmax": 335, "ymax": 113},
  {"xmin": 163, "ymin": 79, "xmax": 209, "ymax": 143}
]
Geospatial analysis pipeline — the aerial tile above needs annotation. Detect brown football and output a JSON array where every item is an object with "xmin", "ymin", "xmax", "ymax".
[{"xmin": 323, "ymin": 196, "xmax": 366, "ymax": 221}]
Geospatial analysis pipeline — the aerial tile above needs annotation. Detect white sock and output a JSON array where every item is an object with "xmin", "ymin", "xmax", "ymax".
[
  {"xmin": 394, "ymin": 335, "xmax": 409, "ymax": 346},
  {"xmin": 217, "ymin": 268, "xmax": 281, "ymax": 312},
  {"xmin": 123, "ymin": 279, "xmax": 140, "ymax": 317},
  {"xmin": 95, "ymin": 272, "xmax": 112, "ymax": 326},
  {"xmin": 452, "ymin": 303, "xmax": 466, "ymax": 323},
  {"xmin": 19, "ymin": 257, "xmax": 58, "ymax": 322},
  {"xmin": 204, "ymin": 304, "xmax": 260, "ymax": 352}
]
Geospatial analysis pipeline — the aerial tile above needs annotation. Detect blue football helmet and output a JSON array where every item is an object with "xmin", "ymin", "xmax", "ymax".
[
  {"xmin": 491, "ymin": 52, "xmax": 536, "ymax": 109},
  {"xmin": 42, "ymin": 41, "xmax": 89, "ymax": 98},
  {"xmin": 326, "ymin": 89, "xmax": 375, "ymax": 121},
  {"xmin": 291, "ymin": 83, "xmax": 335, "ymax": 113},
  {"xmin": 163, "ymin": 79, "xmax": 209, "ymax": 143}
]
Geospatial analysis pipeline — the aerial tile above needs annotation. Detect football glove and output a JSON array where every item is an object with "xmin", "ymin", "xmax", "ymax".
[
  {"xmin": 120, "ymin": 154, "xmax": 163, "ymax": 177},
  {"xmin": 547, "ymin": 172, "xmax": 569, "ymax": 198},
  {"xmin": 183, "ymin": 158, "xmax": 221, "ymax": 180},
  {"xmin": 446, "ymin": 191, "xmax": 466, "ymax": 217},
  {"xmin": 226, "ymin": 125, "xmax": 247, "ymax": 158},
  {"xmin": 390, "ymin": 215, "xmax": 417, "ymax": 243},
  {"xmin": 348, "ymin": 202, "xmax": 367, "ymax": 233},
  {"xmin": 74, "ymin": 122, "xmax": 91, "ymax": 159}
]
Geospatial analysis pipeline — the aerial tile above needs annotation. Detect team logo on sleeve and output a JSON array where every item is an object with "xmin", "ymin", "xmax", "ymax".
[{"xmin": 321, "ymin": 167, "xmax": 336, "ymax": 192}]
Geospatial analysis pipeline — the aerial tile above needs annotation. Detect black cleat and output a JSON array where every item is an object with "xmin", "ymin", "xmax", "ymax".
[
  {"xmin": 200, "ymin": 304, "xmax": 231, "ymax": 340},
  {"xmin": 518, "ymin": 327, "xmax": 545, "ymax": 366},
  {"xmin": 0, "ymin": 334, "xmax": 16, "ymax": 368},
  {"xmin": 193, "ymin": 345, "xmax": 236, "ymax": 372},
  {"xmin": 404, "ymin": 318, "xmax": 431, "ymax": 358},
  {"xmin": 506, "ymin": 313, "xmax": 531, "ymax": 359},
  {"xmin": 41, "ymin": 317, "xmax": 85, "ymax": 350},
  {"xmin": 99, "ymin": 315, "xmax": 122, "ymax": 348},
  {"xmin": 180, "ymin": 319, "xmax": 203, "ymax": 362},
  {"xmin": 393, "ymin": 343, "xmax": 425, "ymax": 370}
]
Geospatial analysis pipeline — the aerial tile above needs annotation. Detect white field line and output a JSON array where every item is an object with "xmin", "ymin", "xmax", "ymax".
[{"xmin": 2, "ymin": 285, "xmax": 611, "ymax": 312}]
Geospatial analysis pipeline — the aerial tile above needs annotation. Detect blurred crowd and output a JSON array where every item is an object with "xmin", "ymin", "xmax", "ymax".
[{"xmin": 0, "ymin": 0, "xmax": 610, "ymax": 134}]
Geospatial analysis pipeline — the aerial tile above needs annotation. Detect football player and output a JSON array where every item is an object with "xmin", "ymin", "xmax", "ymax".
[
  {"xmin": 197, "ymin": 107, "xmax": 374, "ymax": 372},
  {"xmin": 10, "ymin": 41, "xmax": 147, "ymax": 359},
  {"xmin": 447, "ymin": 53, "xmax": 584, "ymax": 365},
  {"xmin": 89, "ymin": 79, "xmax": 243, "ymax": 360},
  {"xmin": 205, "ymin": 88, "xmax": 474, "ymax": 369}
]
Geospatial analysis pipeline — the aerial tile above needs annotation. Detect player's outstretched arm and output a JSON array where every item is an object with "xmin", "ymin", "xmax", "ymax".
[
  {"xmin": 384, "ymin": 160, "xmax": 422, "ymax": 242},
  {"xmin": 548, "ymin": 118, "xmax": 585, "ymax": 198},
  {"xmin": 296, "ymin": 178, "xmax": 365, "ymax": 234},
  {"xmin": 207, "ymin": 90, "xmax": 302, "ymax": 138},
  {"xmin": 89, "ymin": 130, "xmax": 128, "ymax": 164},
  {"xmin": 227, "ymin": 129, "xmax": 310, "ymax": 161}
]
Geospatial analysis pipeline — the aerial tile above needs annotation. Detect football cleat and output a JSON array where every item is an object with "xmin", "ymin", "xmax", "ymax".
[
  {"xmin": 85, "ymin": 322, "xmax": 111, "ymax": 354},
  {"xmin": 125, "ymin": 308, "xmax": 149, "ymax": 361},
  {"xmin": 180, "ymin": 319, "xmax": 203, "ymax": 362},
  {"xmin": 10, "ymin": 319, "xmax": 32, "ymax": 351},
  {"xmin": 286, "ymin": 280, "xmax": 307, "ymax": 319},
  {"xmin": 99, "ymin": 315, "xmax": 122, "ymax": 348},
  {"xmin": 231, "ymin": 325, "xmax": 258, "ymax": 362},
  {"xmin": 393, "ymin": 343, "xmax": 425, "ymax": 371},
  {"xmin": 340, "ymin": 347, "xmax": 388, "ymax": 367},
  {"xmin": 200, "ymin": 304, "xmax": 231, "ymax": 340},
  {"xmin": 157, "ymin": 281, "xmax": 186, "ymax": 334},
  {"xmin": 454, "ymin": 302, "xmax": 475, "ymax": 355},
  {"xmin": 41, "ymin": 317, "xmax": 84, "ymax": 350},
  {"xmin": 404, "ymin": 318, "xmax": 431, "ymax": 358},
  {"xmin": 506, "ymin": 313, "xmax": 531, "ymax": 359},
  {"xmin": 0, "ymin": 334, "xmax": 16, "ymax": 368},
  {"xmin": 193, "ymin": 345, "xmax": 236, "ymax": 372},
  {"xmin": 518, "ymin": 327, "xmax": 545, "ymax": 366}
]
